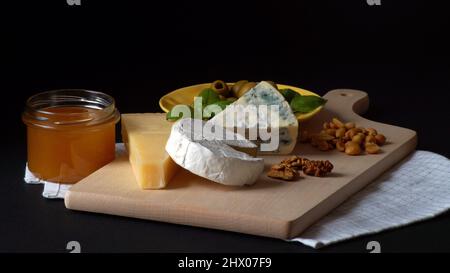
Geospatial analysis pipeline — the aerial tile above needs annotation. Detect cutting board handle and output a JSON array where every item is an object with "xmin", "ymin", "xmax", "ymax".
[{"xmin": 323, "ymin": 89, "xmax": 370, "ymax": 120}]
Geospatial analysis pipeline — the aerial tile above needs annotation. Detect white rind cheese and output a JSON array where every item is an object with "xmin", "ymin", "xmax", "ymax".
[
  {"xmin": 208, "ymin": 81, "xmax": 299, "ymax": 154},
  {"xmin": 165, "ymin": 118, "xmax": 264, "ymax": 186}
]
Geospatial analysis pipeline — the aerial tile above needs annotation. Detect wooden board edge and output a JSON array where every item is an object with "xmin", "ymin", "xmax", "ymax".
[{"xmin": 65, "ymin": 189, "xmax": 291, "ymax": 239}]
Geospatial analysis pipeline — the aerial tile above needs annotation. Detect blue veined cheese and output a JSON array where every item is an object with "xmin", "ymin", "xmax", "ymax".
[{"xmin": 208, "ymin": 81, "xmax": 299, "ymax": 155}]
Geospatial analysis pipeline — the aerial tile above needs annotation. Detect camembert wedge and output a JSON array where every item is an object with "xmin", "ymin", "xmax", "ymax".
[{"xmin": 165, "ymin": 118, "xmax": 264, "ymax": 186}]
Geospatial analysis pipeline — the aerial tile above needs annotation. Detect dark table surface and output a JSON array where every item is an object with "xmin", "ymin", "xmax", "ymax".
[{"xmin": 1, "ymin": 1, "xmax": 449, "ymax": 253}]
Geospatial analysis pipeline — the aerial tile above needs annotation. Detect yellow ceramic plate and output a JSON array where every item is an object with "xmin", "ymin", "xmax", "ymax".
[{"xmin": 159, "ymin": 83, "xmax": 323, "ymax": 122}]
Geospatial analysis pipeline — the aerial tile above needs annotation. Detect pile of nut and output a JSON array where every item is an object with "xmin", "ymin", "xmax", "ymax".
[
  {"xmin": 267, "ymin": 156, "xmax": 334, "ymax": 181},
  {"xmin": 301, "ymin": 118, "xmax": 387, "ymax": 155}
]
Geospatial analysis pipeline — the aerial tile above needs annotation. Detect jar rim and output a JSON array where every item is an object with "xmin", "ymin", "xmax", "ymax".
[{"xmin": 23, "ymin": 89, "xmax": 120, "ymax": 128}]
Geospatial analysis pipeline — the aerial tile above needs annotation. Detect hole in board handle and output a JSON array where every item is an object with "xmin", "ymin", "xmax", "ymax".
[{"xmin": 340, "ymin": 93, "xmax": 347, "ymax": 97}]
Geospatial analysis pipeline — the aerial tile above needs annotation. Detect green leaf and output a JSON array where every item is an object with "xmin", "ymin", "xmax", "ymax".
[
  {"xmin": 203, "ymin": 100, "xmax": 232, "ymax": 119},
  {"xmin": 198, "ymin": 88, "xmax": 220, "ymax": 107},
  {"xmin": 166, "ymin": 105, "xmax": 193, "ymax": 121},
  {"xmin": 290, "ymin": 95, "xmax": 327, "ymax": 113},
  {"xmin": 279, "ymin": 88, "xmax": 300, "ymax": 102},
  {"xmin": 215, "ymin": 100, "xmax": 233, "ymax": 109}
]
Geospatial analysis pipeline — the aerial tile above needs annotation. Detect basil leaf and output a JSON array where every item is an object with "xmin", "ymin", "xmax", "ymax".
[
  {"xmin": 290, "ymin": 95, "xmax": 327, "ymax": 113},
  {"xmin": 215, "ymin": 100, "xmax": 232, "ymax": 109},
  {"xmin": 203, "ymin": 100, "xmax": 231, "ymax": 119},
  {"xmin": 166, "ymin": 105, "xmax": 194, "ymax": 121},
  {"xmin": 198, "ymin": 88, "xmax": 220, "ymax": 107},
  {"xmin": 279, "ymin": 88, "xmax": 300, "ymax": 102}
]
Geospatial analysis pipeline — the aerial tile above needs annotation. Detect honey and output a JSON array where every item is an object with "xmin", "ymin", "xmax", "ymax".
[{"xmin": 22, "ymin": 90, "xmax": 120, "ymax": 184}]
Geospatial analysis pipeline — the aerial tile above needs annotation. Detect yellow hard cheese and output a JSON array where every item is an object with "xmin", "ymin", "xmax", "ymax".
[{"xmin": 121, "ymin": 113, "xmax": 179, "ymax": 189}]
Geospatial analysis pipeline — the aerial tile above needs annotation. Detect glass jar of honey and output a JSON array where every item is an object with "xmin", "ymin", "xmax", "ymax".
[{"xmin": 22, "ymin": 89, "xmax": 120, "ymax": 184}]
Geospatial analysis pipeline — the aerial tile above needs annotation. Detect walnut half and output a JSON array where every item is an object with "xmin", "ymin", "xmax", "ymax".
[
  {"xmin": 267, "ymin": 163, "xmax": 299, "ymax": 181},
  {"xmin": 267, "ymin": 156, "xmax": 334, "ymax": 181},
  {"xmin": 302, "ymin": 159, "xmax": 333, "ymax": 177}
]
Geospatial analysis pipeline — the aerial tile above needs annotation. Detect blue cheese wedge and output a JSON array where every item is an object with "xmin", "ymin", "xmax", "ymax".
[{"xmin": 208, "ymin": 81, "xmax": 299, "ymax": 154}]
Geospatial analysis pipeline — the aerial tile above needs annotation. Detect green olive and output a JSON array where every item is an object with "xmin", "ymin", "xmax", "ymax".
[
  {"xmin": 237, "ymin": 82, "xmax": 257, "ymax": 98},
  {"xmin": 211, "ymin": 80, "xmax": 230, "ymax": 96},
  {"xmin": 231, "ymin": 80, "xmax": 248, "ymax": 97},
  {"xmin": 265, "ymin": 81, "xmax": 278, "ymax": 90}
]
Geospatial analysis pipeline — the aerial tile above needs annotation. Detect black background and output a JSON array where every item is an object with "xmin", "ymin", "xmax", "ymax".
[{"xmin": 1, "ymin": 0, "xmax": 449, "ymax": 252}]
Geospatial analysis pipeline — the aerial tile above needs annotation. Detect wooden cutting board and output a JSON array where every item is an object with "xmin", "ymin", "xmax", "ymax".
[{"xmin": 65, "ymin": 89, "xmax": 417, "ymax": 239}]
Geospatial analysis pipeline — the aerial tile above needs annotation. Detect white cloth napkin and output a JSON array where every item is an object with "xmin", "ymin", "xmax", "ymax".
[
  {"xmin": 24, "ymin": 147, "xmax": 450, "ymax": 248},
  {"xmin": 24, "ymin": 163, "xmax": 72, "ymax": 199},
  {"xmin": 290, "ymin": 150, "xmax": 450, "ymax": 248}
]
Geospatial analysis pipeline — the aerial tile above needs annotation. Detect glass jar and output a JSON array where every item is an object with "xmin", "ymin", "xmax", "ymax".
[{"xmin": 22, "ymin": 89, "xmax": 120, "ymax": 184}]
